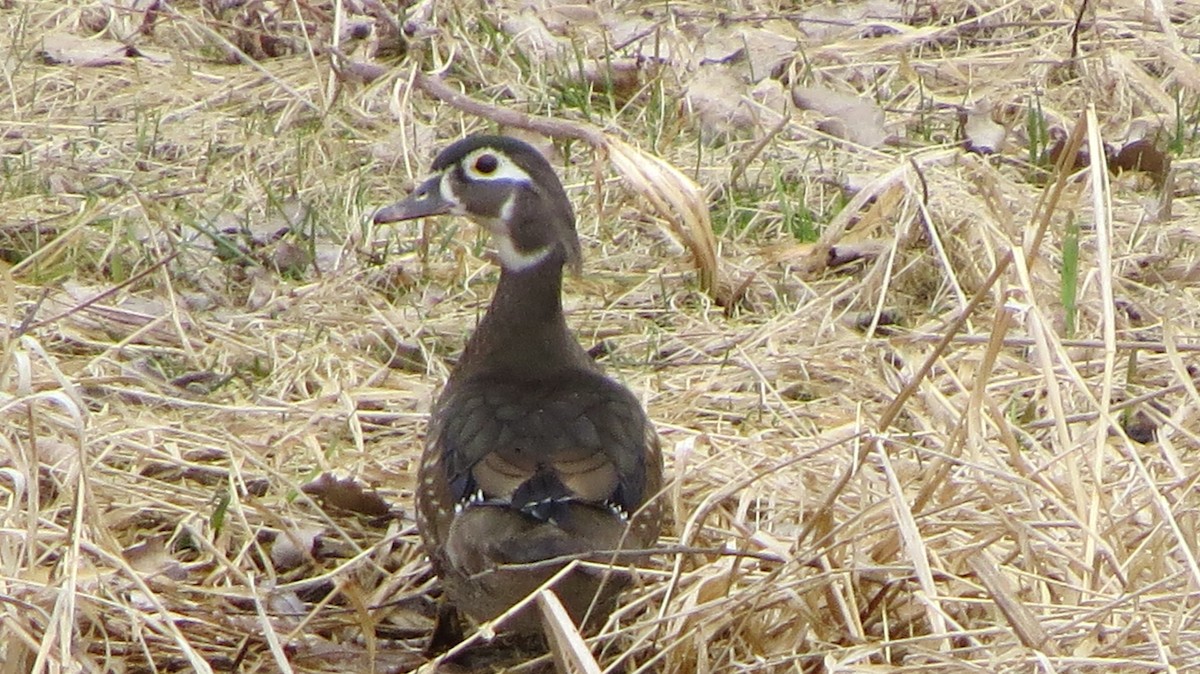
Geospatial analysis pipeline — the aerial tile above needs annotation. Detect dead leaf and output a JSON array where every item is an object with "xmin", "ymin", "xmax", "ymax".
[
  {"xmin": 268, "ymin": 588, "xmax": 306, "ymax": 616},
  {"xmin": 270, "ymin": 525, "xmax": 324, "ymax": 570},
  {"xmin": 1129, "ymin": 257, "xmax": 1200, "ymax": 284},
  {"xmin": 402, "ymin": 0, "xmax": 439, "ymax": 38},
  {"xmin": 125, "ymin": 537, "xmax": 186, "ymax": 581},
  {"xmin": 695, "ymin": 25, "xmax": 798, "ymax": 81},
  {"xmin": 504, "ymin": 10, "xmax": 564, "ymax": 62},
  {"xmin": 607, "ymin": 14, "xmax": 672, "ymax": 59},
  {"xmin": 40, "ymin": 34, "xmax": 169, "ymax": 66},
  {"xmin": 41, "ymin": 34, "xmax": 131, "ymax": 66},
  {"xmin": 796, "ymin": 0, "xmax": 908, "ymax": 41},
  {"xmin": 1047, "ymin": 132, "xmax": 1092, "ymax": 172},
  {"xmin": 792, "ymin": 85, "xmax": 888, "ymax": 147},
  {"xmin": 35, "ymin": 438, "xmax": 78, "ymax": 468},
  {"xmin": 684, "ymin": 68, "xmax": 759, "ymax": 140},
  {"xmin": 828, "ymin": 240, "xmax": 889, "ymax": 268},
  {"xmin": 302, "ymin": 472, "xmax": 391, "ymax": 516},
  {"xmin": 961, "ymin": 102, "xmax": 1006, "ymax": 154},
  {"xmin": 569, "ymin": 58, "xmax": 651, "ymax": 103},
  {"xmin": 536, "ymin": 2, "xmax": 604, "ymax": 33},
  {"xmin": 332, "ymin": 54, "xmax": 388, "ymax": 84},
  {"xmin": 750, "ymin": 79, "xmax": 790, "ymax": 122},
  {"xmin": 270, "ymin": 240, "xmax": 312, "ymax": 275},
  {"xmin": 1109, "ymin": 139, "xmax": 1170, "ymax": 183},
  {"xmin": 739, "ymin": 24, "xmax": 800, "ymax": 80},
  {"xmin": 1122, "ymin": 410, "xmax": 1157, "ymax": 444}
]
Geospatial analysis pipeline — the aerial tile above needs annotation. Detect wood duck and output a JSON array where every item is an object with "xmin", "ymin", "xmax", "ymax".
[{"xmin": 374, "ymin": 135, "xmax": 663, "ymax": 635}]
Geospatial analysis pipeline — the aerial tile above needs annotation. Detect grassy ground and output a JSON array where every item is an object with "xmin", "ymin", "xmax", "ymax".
[{"xmin": 3, "ymin": 1, "xmax": 1200, "ymax": 672}]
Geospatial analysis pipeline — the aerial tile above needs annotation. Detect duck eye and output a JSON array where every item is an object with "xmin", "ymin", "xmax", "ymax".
[{"xmin": 474, "ymin": 154, "xmax": 499, "ymax": 175}]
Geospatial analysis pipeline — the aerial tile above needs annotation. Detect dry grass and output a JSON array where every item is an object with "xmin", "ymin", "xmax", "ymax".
[{"xmin": 3, "ymin": 1, "xmax": 1200, "ymax": 672}]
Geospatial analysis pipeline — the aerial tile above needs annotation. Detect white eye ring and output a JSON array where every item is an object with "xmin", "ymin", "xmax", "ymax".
[{"xmin": 462, "ymin": 149, "xmax": 533, "ymax": 183}]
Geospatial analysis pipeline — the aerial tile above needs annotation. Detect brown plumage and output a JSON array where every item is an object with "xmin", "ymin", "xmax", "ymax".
[{"xmin": 374, "ymin": 135, "xmax": 663, "ymax": 635}]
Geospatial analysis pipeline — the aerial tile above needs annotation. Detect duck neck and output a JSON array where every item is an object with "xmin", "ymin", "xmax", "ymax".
[{"xmin": 460, "ymin": 255, "xmax": 592, "ymax": 379}]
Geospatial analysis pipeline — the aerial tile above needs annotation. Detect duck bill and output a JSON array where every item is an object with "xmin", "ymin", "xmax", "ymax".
[{"xmin": 373, "ymin": 175, "xmax": 451, "ymax": 223}]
